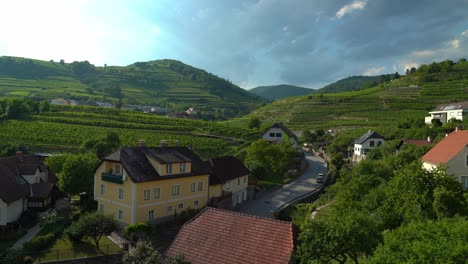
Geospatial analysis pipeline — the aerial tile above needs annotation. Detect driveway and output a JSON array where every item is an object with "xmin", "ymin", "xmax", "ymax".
[{"xmin": 239, "ymin": 153, "xmax": 327, "ymax": 218}]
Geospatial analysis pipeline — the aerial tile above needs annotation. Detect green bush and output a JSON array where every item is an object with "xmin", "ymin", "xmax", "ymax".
[
  {"xmin": 64, "ymin": 223, "xmax": 85, "ymax": 242},
  {"xmin": 19, "ymin": 210, "xmax": 38, "ymax": 229},
  {"xmin": 22, "ymin": 234, "xmax": 55, "ymax": 252}
]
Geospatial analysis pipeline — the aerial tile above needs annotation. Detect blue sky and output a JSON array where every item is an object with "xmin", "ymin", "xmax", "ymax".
[{"xmin": 0, "ymin": 0, "xmax": 467, "ymax": 89}]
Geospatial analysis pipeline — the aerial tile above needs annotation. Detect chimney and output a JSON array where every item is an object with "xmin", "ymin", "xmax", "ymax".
[
  {"xmin": 138, "ymin": 139, "xmax": 146, "ymax": 147},
  {"xmin": 16, "ymin": 151, "xmax": 24, "ymax": 161},
  {"xmin": 427, "ymin": 136, "xmax": 432, "ymax": 143},
  {"xmin": 173, "ymin": 140, "xmax": 179, "ymax": 147},
  {"xmin": 160, "ymin": 140, "xmax": 168, "ymax": 147},
  {"xmin": 455, "ymin": 126, "xmax": 459, "ymax": 132}
]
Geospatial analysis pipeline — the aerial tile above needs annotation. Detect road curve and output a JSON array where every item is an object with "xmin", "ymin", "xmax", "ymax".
[{"xmin": 239, "ymin": 153, "xmax": 327, "ymax": 217}]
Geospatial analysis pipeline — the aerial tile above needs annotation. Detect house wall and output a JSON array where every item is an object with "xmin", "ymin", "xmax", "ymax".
[
  {"xmin": 0, "ymin": 198, "xmax": 25, "ymax": 225},
  {"xmin": 354, "ymin": 139, "xmax": 384, "ymax": 156},
  {"xmin": 208, "ymin": 184, "xmax": 223, "ymax": 199},
  {"xmin": 446, "ymin": 147, "xmax": 468, "ymax": 187},
  {"xmin": 428, "ymin": 109, "xmax": 465, "ymax": 124},
  {"xmin": 221, "ymin": 175, "xmax": 248, "ymax": 206},
  {"xmin": 94, "ymin": 160, "xmax": 209, "ymax": 225},
  {"xmin": 422, "ymin": 161, "xmax": 437, "ymax": 171},
  {"xmin": 262, "ymin": 128, "xmax": 297, "ymax": 146}
]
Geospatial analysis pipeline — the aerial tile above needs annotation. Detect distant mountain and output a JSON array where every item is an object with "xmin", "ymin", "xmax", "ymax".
[
  {"xmin": 315, "ymin": 75, "xmax": 382, "ymax": 94},
  {"xmin": 0, "ymin": 56, "xmax": 266, "ymax": 120},
  {"xmin": 249, "ymin": 84, "xmax": 313, "ymax": 100}
]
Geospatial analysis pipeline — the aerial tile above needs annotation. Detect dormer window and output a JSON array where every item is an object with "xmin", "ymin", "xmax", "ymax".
[
  {"xmin": 180, "ymin": 163, "xmax": 186, "ymax": 173},
  {"xmin": 115, "ymin": 164, "xmax": 121, "ymax": 175},
  {"xmin": 166, "ymin": 164, "xmax": 173, "ymax": 174}
]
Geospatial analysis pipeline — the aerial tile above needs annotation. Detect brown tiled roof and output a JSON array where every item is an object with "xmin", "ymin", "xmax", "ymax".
[
  {"xmin": 422, "ymin": 130, "xmax": 468, "ymax": 165},
  {"xmin": 101, "ymin": 147, "xmax": 210, "ymax": 183},
  {"xmin": 0, "ymin": 154, "xmax": 54, "ymax": 203},
  {"xmin": 403, "ymin": 139, "xmax": 433, "ymax": 147},
  {"xmin": 166, "ymin": 207, "xmax": 296, "ymax": 264},
  {"xmin": 206, "ymin": 156, "xmax": 250, "ymax": 185}
]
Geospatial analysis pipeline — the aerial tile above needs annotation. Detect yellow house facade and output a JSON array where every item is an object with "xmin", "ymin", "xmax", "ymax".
[{"xmin": 94, "ymin": 147, "xmax": 210, "ymax": 225}]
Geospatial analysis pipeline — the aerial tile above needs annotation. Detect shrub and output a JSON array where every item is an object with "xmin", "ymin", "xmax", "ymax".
[
  {"xmin": 64, "ymin": 223, "xmax": 85, "ymax": 242},
  {"xmin": 22, "ymin": 234, "xmax": 55, "ymax": 252},
  {"xmin": 19, "ymin": 210, "xmax": 38, "ymax": 229}
]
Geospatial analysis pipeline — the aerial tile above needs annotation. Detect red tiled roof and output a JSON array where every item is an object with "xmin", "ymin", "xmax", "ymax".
[
  {"xmin": 165, "ymin": 207, "xmax": 296, "ymax": 264},
  {"xmin": 422, "ymin": 130, "xmax": 468, "ymax": 165},
  {"xmin": 403, "ymin": 139, "xmax": 433, "ymax": 147}
]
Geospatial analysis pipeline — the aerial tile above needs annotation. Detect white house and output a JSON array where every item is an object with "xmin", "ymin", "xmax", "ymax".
[
  {"xmin": 353, "ymin": 131, "xmax": 385, "ymax": 162},
  {"xmin": 424, "ymin": 101, "xmax": 468, "ymax": 124},
  {"xmin": 422, "ymin": 129, "xmax": 468, "ymax": 188},
  {"xmin": 262, "ymin": 123, "xmax": 298, "ymax": 147}
]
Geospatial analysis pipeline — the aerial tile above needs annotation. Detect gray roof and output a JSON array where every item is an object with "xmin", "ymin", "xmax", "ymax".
[
  {"xmin": 206, "ymin": 156, "xmax": 250, "ymax": 185},
  {"xmin": 102, "ymin": 147, "xmax": 211, "ymax": 183},
  {"xmin": 354, "ymin": 131, "xmax": 384, "ymax": 144},
  {"xmin": 432, "ymin": 101, "xmax": 468, "ymax": 111}
]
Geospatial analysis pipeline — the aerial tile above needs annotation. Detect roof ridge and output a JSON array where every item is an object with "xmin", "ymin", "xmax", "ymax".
[{"xmin": 205, "ymin": 207, "xmax": 293, "ymax": 225}]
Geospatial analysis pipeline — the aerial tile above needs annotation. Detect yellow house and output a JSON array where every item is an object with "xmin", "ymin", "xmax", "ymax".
[
  {"xmin": 94, "ymin": 146, "xmax": 210, "ymax": 225},
  {"xmin": 206, "ymin": 156, "xmax": 249, "ymax": 208}
]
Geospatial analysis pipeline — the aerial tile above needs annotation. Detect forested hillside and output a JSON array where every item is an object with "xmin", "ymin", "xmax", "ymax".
[
  {"xmin": 0, "ymin": 56, "xmax": 266, "ymax": 120},
  {"xmin": 315, "ymin": 75, "xmax": 383, "ymax": 94},
  {"xmin": 249, "ymin": 84, "xmax": 312, "ymax": 100}
]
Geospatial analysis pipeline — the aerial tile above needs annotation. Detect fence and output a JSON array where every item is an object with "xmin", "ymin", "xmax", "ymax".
[{"xmin": 20, "ymin": 243, "xmax": 127, "ymax": 263}]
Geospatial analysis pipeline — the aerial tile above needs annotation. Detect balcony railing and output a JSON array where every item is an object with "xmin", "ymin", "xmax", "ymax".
[{"xmin": 102, "ymin": 172, "xmax": 123, "ymax": 184}]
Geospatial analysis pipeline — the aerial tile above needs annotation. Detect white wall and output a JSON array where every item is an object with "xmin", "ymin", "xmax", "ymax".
[
  {"xmin": 428, "ymin": 109, "xmax": 465, "ymax": 123},
  {"xmin": 354, "ymin": 138, "xmax": 384, "ymax": 156},
  {"xmin": 0, "ymin": 198, "xmax": 25, "ymax": 225},
  {"xmin": 262, "ymin": 128, "xmax": 297, "ymax": 146},
  {"xmin": 446, "ymin": 147, "xmax": 468, "ymax": 186}
]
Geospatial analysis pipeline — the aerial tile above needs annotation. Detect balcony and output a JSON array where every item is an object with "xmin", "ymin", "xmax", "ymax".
[{"xmin": 102, "ymin": 172, "xmax": 123, "ymax": 184}]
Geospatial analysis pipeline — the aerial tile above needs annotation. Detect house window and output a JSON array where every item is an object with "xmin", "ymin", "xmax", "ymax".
[
  {"xmin": 167, "ymin": 205, "xmax": 173, "ymax": 212},
  {"xmin": 178, "ymin": 203, "xmax": 184, "ymax": 209},
  {"xmin": 118, "ymin": 188, "xmax": 124, "ymax": 200},
  {"xmin": 276, "ymin": 133, "xmax": 282, "ymax": 137},
  {"xmin": 144, "ymin": 189, "xmax": 150, "ymax": 200},
  {"xmin": 115, "ymin": 164, "xmax": 121, "ymax": 175},
  {"xmin": 198, "ymin": 182, "xmax": 203, "ymax": 191},
  {"xmin": 191, "ymin": 183, "xmax": 196, "ymax": 192},
  {"xmin": 148, "ymin": 210, "xmax": 155, "ymax": 220},
  {"xmin": 370, "ymin": 141, "xmax": 375, "ymax": 147},
  {"xmin": 166, "ymin": 164, "xmax": 173, "ymax": 174},
  {"xmin": 99, "ymin": 204, "xmax": 104, "ymax": 212},
  {"xmin": 180, "ymin": 163, "xmax": 186, "ymax": 173},
  {"xmin": 466, "ymin": 155, "xmax": 468, "ymax": 166},
  {"xmin": 153, "ymin": 188, "xmax": 160, "ymax": 199},
  {"xmin": 269, "ymin": 133, "xmax": 275, "ymax": 137},
  {"xmin": 238, "ymin": 178, "xmax": 240, "ymax": 185},
  {"xmin": 458, "ymin": 112, "xmax": 462, "ymax": 116},
  {"xmin": 244, "ymin": 176, "xmax": 247, "ymax": 184},
  {"xmin": 194, "ymin": 200, "xmax": 199, "ymax": 206},
  {"xmin": 118, "ymin": 209, "xmax": 123, "ymax": 220},
  {"xmin": 172, "ymin": 185, "xmax": 180, "ymax": 196},
  {"xmin": 377, "ymin": 141, "xmax": 382, "ymax": 146},
  {"xmin": 100, "ymin": 184, "xmax": 105, "ymax": 195},
  {"xmin": 461, "ymin": 176, "xmax": 468, "ymax": 188},
  {"xmin": 226, "ymin": 182, "xmax": 231, "ymax": 190},
  {"xmin": 450, "ymin": 112, "xmax": 455, "ymax": 116}
]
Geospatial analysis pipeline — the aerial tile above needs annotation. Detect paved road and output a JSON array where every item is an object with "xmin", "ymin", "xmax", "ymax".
[{"xmin": 239, "ymin": 153, "xmax": 327, "ymax": 217}]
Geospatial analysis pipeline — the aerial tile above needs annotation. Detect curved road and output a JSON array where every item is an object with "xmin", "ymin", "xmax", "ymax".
[{"xmin": 239, "ymin": 153, "xmax": 327, "ymax": 217}]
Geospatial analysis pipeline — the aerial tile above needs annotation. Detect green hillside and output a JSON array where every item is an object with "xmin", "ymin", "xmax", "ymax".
[
  {"xmin": 0, "ymin": 56, "xmax": 266, "ymax": 120},
  {"xmin": 249, "ymin": 84, "xmax": 313, "ymax": 100},
  {"xmin": 315, "ymin": 75, "xmax": 383, "ymax": 94},
  {"xmin": 229, "ymin": 59, "xmax": 468, "ymax": 133}
]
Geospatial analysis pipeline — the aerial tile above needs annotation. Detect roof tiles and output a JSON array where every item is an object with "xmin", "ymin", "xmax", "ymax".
[{"xmin": 422, "ymin": 130, "xmax": 468, "ymax": 165}]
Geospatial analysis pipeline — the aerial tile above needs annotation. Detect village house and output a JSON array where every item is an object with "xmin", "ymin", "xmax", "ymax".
[
  {"xmin": 0, "ymin": 152, "xmax": 57, "ymax": 226},
  {"xmin": 94, "ymin": 145, "xmax": 211, "ymax": 225},
  {"xmin": 422, "ymin": 128, "xmax": 468, "ymax": 188},
  {"xmin": 424, "ymin": 101, "xmax": 468, "ymax": 124},
  {"xmin": 262, "ymin": 123, "xmax": 298, "ymax": 147},
  {"xmin": 165, "ymin": 207, "xmax": 297, "ymax": 264},
  {"xmin": 353, "ymin": 131, "xmax": 385, "ymax": 162},
  {"xmin": 396, "ymin": 138, "xmax": 433, "ymax": 154},
  {"xmin": 206, "ymin": 156, "xmax": 249, "ymax": 208}
]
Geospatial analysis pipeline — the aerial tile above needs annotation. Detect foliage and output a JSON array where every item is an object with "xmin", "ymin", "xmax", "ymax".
[
  {"xmin": 46, "ymin": 153, "xmax": 99, "ymax": 195},
  {"xmin": 249, "ymin": 84, "xmax": 312, "ymax": 100},
  {"xmin": 80, "ymin": 131, "xmax": 121, "ymax": 158},
  {"xmin": 64, "ymin": 212, "xmax": 120, "ymax": 250},
  {"xmin": 123, "ymin": 241, "xmax": 191, "ymax": 264},
  {"xmin": 370, "ymin": 217, "xmax": 468, "ymax": 264},
  {"xmin": 247, "ymin": 116, "xmax": 261, "ymax": 129},
  {"xmin": 0, "ymin": 143, "xmax": 26, "ymax": 157},
  {"xmin": 244, "ymin": 140, "xmax": 296, "ymax": 179},
  {"xmin": 124, "ymin": 222, "xmax": 152, "ymax": 241},
  {"xmin": 19, "ymin": 210, "xmax": 38, "ymax": 229},
  {"xmin": 22, "ymin": 234, "xmax": 56, "ymax": 252},
  {"xmin": 297, "ymin": 209, "xmax": 382, "ymax": 264}
]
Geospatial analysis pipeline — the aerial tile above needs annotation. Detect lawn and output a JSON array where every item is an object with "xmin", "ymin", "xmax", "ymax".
[
  {"xmin": 258, "ymin": 175, "xmax": 293, "ymax": 189},
  {"xmin": 27, "ymin": 236, "xmax": 123, "ymax": 263}
]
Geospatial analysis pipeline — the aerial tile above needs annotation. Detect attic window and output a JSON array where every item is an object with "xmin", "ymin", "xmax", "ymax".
[
  {"xmin": 269, "ymin": 133, "xmax": 275, "ymax": 137},
  {"xmin": 276, "ymin": 133, "xmax": 282, "ymax": 137},
  {"xmin": 166, "ymin": 164, "xmax": 173, "ymax": 174}
]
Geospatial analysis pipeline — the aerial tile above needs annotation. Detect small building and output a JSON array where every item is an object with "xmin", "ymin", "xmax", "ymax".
[
  {"xmin": 165, "ymin": 207, "xmax": 297, "ymax": 264},
  {"xmin": 396, "ymin": 138, "xmax": 433, "ymax": 154},
  {"xmin": 262, "ymin": 123, "xmax": 298, "ymax": 147},
  {"xmin": 422, "ymin": 129, "xmax": 468, "ymax": 188},
  {"xmin": 425, "ymin": 101, "xmax": 468, "ymax": 124},
  {"xmin": 353, "ymin": 131, "xmax": 384, "ymax": 162},
  {"xmin": 0, "ymin": 153, "xmax": 58, "ymax": 226},
  {"xmin": 206, "ymin": 156, "xmax": 249, "ymax": 209},
  {"xmin": 94, "ymin": 146, "xmax": 211, "ymax": 225}
]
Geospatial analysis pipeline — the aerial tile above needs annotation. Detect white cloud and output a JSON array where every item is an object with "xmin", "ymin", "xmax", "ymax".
[
  {"xmin": 450, "ymin": 39, "xmax": 460, "ymax": 49},
  {"xmin": 412, "ymin": 49, "xmax": 435, "ymax": 57},
  {"xmin": 335, "ymin": 0, "xmax": 367, "ymax": 19},
  {"xmin": 461, "ymin": 29, "xmax": 468, "ymax": 37},
  {"xmin": 362, "ymin": 66, "xmax": 385, "ymax": 76},
  {"xmin": 400, "ymin": 62, "xmax": 419, "ymax": 72}
]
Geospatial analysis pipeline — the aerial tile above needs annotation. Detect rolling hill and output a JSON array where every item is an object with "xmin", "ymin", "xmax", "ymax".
[
  {"xmin": 228, "ymin": 59, "xmax": 468, "ymax": 133},
  {"xmin": 0, "ymin": 56, "xmax": 266, "ymax": 120},
  {"xmin": 249, "ymin": 84, "xmax": 312, "ymax": 100},
  {"xmin": 315, "ymin": 75, "xmax": 382, "ymax": 94}
]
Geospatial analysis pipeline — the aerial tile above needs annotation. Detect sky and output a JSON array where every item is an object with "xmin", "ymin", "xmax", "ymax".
[{"xmin": 0, "ymin": 0, "xmax": 467, "ymax": 89}]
